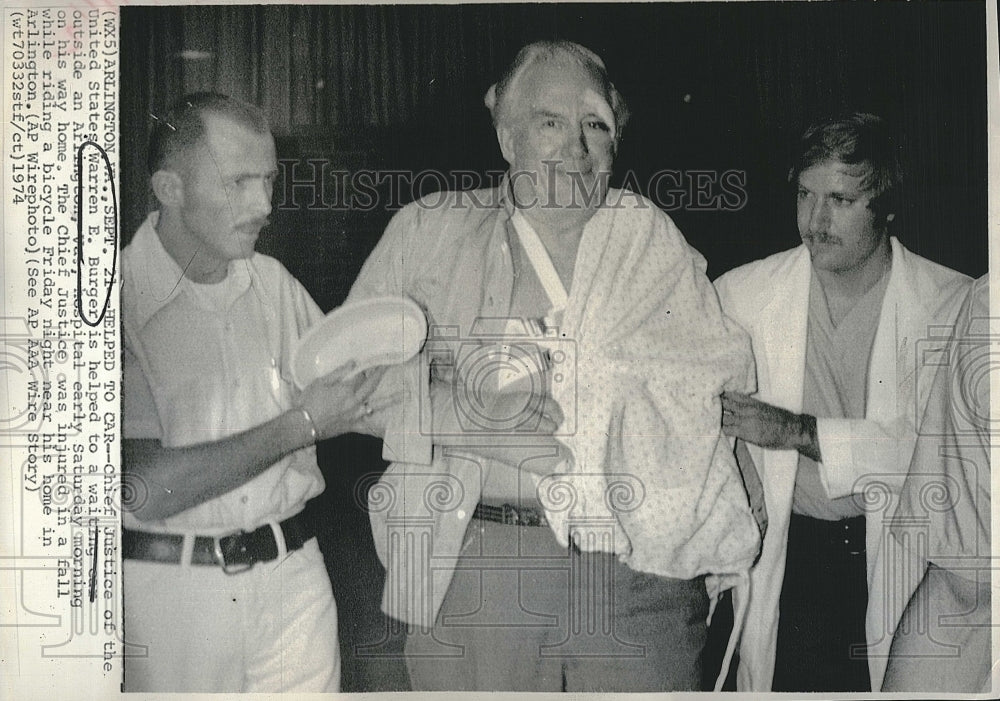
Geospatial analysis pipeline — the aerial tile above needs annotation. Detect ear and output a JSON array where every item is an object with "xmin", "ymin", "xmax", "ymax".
[
  {"xmin": 497, "ymin": 125, "xmax": 516, "ymax": 167},
  {"xmin": 151, "ymin": 169, "xmax": 184, "ymax": 209}
]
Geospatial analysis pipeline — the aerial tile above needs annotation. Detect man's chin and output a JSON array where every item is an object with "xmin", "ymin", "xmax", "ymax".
[
  {"xmin": 545, "ymin": 178, "xmax": 608, "ymax": 211},
  {"xmin": 807, "ymin": 249, "xmax": 852, "ymax": 274},
  {"xmin": 235, "ymin": 229, "xmax": 260, "ymax": 250}
]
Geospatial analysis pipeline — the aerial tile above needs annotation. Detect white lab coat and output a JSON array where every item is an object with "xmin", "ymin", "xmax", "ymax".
[{"xmin": 714, "ymin": 237, "xmax": 970, "ymax": 691}]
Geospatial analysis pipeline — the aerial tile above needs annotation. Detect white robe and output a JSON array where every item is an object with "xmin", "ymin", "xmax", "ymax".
[
  {"xmin": 714, "ymin": 237, "xmax": 970, "ymax": 690},
  {"xmin": 351, "ymin": 187, "xmax": 761, "ymax": 629}
]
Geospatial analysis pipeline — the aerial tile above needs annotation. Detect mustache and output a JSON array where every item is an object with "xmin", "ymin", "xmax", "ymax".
[{"xmin": 803, "ymin": 233, "xmax": 840, "ymax": 245}]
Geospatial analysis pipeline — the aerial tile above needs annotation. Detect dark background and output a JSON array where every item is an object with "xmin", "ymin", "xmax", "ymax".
[{"xmin": 120, "ymin": 1, "xmax": 989, "ymax": 691}]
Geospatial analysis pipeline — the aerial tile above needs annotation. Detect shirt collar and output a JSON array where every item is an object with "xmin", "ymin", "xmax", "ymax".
[
  {"xmin": 127, "ymin": 211, "xmax": 254, "ymax": 329},
  {"xmin": 499, "ymin": 171, "xmax": 615, "ymax": 232},
  {"xmin": 498, "ymin": 172, "xmax": 516, "ymax": 220}
]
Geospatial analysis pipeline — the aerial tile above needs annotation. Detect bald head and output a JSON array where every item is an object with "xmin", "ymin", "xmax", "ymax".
[{"xmin": 147, "ymin": 92, "xmax": 270, "ymax": 177}]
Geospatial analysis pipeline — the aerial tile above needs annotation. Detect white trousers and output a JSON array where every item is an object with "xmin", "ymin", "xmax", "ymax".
[{"xmin": 123, "ymin": 537, "xmax": 340, "ymax": 692}]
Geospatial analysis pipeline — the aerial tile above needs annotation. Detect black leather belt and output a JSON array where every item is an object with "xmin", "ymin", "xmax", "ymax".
[
  {"xmin": 473, "ymin": 502, "xmax": 548, "ymax": 527},
  {"xmin": 123, "ymin": 511, "xmax": 314, "ymax": 574}
]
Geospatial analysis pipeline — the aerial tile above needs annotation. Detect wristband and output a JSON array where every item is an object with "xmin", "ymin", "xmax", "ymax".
[
  {"xmin": 798, "ymin": 413, "xmax": 821, "ymax": 462},
  {"xmin": 297, "ymin": 407, "xmax": 319, "ymax": 443}
]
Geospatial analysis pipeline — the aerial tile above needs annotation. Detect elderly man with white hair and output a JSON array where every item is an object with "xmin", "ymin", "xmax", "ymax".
[{"xmin": 347, "ymin": 40, "xmax": 762, "ymax": 691}]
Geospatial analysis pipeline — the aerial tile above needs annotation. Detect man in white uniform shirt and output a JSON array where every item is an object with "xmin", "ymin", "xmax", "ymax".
[{"xmin": 121, "ymin": 93, "xmax": 386, "ymax": 692}]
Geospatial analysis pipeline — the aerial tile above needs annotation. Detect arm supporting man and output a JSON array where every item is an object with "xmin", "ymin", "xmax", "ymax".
[
  {"xmin": 722, "ymin": 391, "xmax": 821, "ymax": 462},
  {"xmin": 125, "ymin": 366, "xmax": 389, "ymax": 521},
  {"xmin": 722, "ymin": 390, "xmax": 927, "ymax": 498}
]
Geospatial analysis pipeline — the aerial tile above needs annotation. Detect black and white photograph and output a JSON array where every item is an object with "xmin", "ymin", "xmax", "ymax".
[{"xmin": 3, "ymin": 1, "xmax": 992, "ymax": 698}]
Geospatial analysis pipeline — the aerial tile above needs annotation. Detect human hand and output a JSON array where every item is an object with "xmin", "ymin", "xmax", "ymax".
[
  {"xmin": 298, "ymin": 364, "xmax": 393, "ymax": 440},
  {"xmin": 721, "ymin": 391, "xmax": 819, "ymax": 460},
  {"xmin": 475, "ymin": 386, "xmax": 564, "ymax": 435},
  {"xmin": 431, "ymin": 363, "xmax": 563, "ymax": 435}
]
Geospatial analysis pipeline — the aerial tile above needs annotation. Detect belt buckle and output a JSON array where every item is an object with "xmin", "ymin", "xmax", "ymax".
[
  {"xmin": 213, "ymin": 530, "xmax": 254, "ymax": 575},
  {"xmin": 501, "ymin": 503, "xmax": 519, "ymax": 526},
  {"xmin": 501, "ymin": 503, "xmax": 545, "ymax": 527}
]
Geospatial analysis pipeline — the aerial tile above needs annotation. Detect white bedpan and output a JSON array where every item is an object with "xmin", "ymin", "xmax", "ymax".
[{"xmin": 291, "ymin": 296, "xmax": 427, "ymax": 388}]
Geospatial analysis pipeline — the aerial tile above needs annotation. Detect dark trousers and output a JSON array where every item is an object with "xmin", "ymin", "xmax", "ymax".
[
  {"xmin": 772, "ymin": 513, "xmax": 870, "ymax": 692},
  {"xmin": 312, "ymin": 435, "xmax": 411, "ymax": 692},
  {"xmin": 405, "ymin": 520, "xmax": 709, "ymax": 691}
]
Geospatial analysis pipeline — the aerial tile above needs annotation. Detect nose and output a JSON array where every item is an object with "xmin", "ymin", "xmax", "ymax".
[
  {"xmin": 565, "ymin": 125, "xmax": 589, "ymax": 159},
  {"xmin": 247, "ymin": 177, "xmax": 273, "ymax": 220},
  {"xmin": 806, "ymin": 197, "xmax": 830, "ymax": 234}
]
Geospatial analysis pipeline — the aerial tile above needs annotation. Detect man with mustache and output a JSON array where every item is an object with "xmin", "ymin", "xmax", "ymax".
[
  {"xmin": 120, "ymin": 92, "xmax": 386, "ymax": 692},
  {"xmin": 714, "ymin": 112, "xmax": 971, "ymax": 692},
  {"xmin": 346, "ymin": 40, "xmax": 761, "ymax": 691}
]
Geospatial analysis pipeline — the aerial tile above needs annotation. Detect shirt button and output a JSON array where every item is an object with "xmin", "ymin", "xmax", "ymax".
[
  {"xmin": 241, "ymin": 496, "xmax": 248, "ymax": 504},
  {"xmin": 457, "ymin": 509, "xmax": 466, "ymax": 520}
]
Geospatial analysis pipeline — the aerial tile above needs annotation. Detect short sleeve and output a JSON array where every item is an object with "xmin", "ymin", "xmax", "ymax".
[{"xmin": 289, "ymin": 273, "xmax": 325, "ymax": 331}]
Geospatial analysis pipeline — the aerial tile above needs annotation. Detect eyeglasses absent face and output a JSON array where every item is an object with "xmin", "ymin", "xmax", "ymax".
[
  {"xmin": 797, "ymin": 159, "xmax": 887, "ymax": 276},
  {"xmin": 499, "ymin": 59, "xmax": 616, "ymax": 224},
  {"xmin": 177, "ymin": 112, "xmax": 279, "ymax": 269}
]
